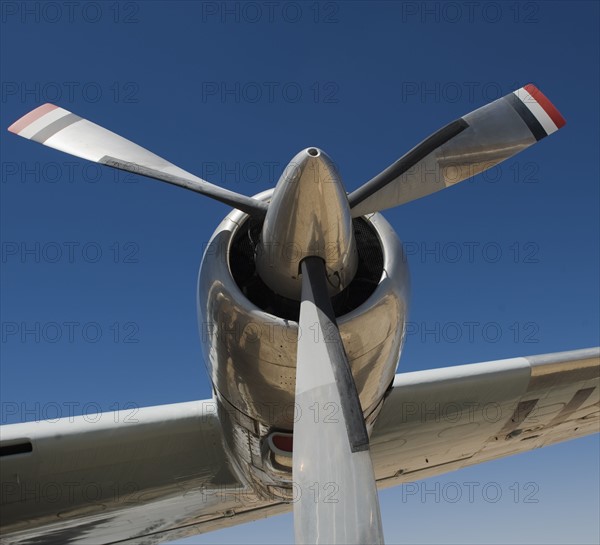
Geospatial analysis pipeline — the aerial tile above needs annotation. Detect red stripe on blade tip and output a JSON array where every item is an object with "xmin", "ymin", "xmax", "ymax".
[
  {"xmin": 7, "ymin": 103, "xmax": 59, "ymax": 134},
  {"xmin": 524, "ymin": 84, "xmax": 566, "ymax": 129}
]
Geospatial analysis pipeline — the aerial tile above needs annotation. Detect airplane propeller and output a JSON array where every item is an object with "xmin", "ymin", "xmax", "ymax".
[
  {"xmin": 8, "ymin": 84, "xmax": 564, "ymax": 221},
  {"xmin": 7, "ymin": 104, "xmax": 267, "ymax": 218},
  {"xmin": 293, "ymin": 256, "xmax": 383, "ymax": 544},
  {"xmin": 348, "ymin": 84, "xmax": 565, "ymax": 216},
  {"xmin": 7, "ymin": 83, "xmax": 566, "ymax": 545}
]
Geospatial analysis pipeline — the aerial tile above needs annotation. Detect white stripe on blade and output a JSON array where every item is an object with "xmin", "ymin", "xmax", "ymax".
[
  {"xmin": 514, "ymin": 88, "xmax": 559, "ymax": 135},
  {"xmin": 19, "ymin": 107, "xmax": 72, "ymax": 139}
]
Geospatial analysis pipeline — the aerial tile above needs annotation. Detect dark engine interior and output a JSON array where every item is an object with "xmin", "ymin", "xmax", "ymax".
[{"xmin": 229, "ymin": 217, "xmax": 384, "ymax": 321}]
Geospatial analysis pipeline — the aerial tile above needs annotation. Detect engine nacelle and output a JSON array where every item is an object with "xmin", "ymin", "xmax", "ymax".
[{"xmin": 197, "ymin": 189, "xmax": 409, "ymax": 499}]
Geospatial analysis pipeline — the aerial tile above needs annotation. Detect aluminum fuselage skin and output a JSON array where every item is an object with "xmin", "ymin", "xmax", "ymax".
[{"xmin": 197, "ymin": 189, "xmax": 409, "ymax": 497}]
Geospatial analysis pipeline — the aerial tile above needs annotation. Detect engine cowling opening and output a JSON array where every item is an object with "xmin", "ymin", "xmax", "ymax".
[{"xmin": 229, "ymin": 217, "xmax": 384, "ymax": 321}]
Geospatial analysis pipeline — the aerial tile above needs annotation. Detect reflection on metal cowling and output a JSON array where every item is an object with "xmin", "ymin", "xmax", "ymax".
[{"xmin": 197, "ymin": 189, "xmax": 409, "ymax": 497}]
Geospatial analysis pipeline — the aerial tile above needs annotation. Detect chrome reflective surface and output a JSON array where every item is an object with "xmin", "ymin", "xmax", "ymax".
[
  {"xmin": 198, "ymin": 189, "xmax": 409, "ymax": 496},
  {"xmin": 255, "ymin": 148, "xmax": 358, "ymax": 299}
]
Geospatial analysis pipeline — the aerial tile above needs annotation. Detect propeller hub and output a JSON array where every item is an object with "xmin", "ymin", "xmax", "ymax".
[{"xmin": 256, "ymin": 147, "xmax": 357, "ymax": 300}]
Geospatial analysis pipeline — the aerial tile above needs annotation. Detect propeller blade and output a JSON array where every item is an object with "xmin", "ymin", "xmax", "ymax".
[
  {"xmin": 349, "ymin": 84, "xmax": 566, "ymax": 216},
  {"xmin": 8, "ymin": 103, "xmax": 267, "ymax": 217},
  {"xmin": 293, "ymin": 256, "xmax": 383, "ymax": 545}
]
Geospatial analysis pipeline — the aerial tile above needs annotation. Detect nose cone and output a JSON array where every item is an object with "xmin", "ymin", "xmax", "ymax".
[{"xmin": 256, "ymin": 148, "xmax": 357, "ymax": 300}]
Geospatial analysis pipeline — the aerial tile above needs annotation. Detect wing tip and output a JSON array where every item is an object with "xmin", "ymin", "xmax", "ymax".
[
  {"xmin": 523, "ymin": 83, "xmax": 567, "ymax": 129},
  {"xmin": 7, "ymin": 103, "xmax": 59, "ymax": 135}
]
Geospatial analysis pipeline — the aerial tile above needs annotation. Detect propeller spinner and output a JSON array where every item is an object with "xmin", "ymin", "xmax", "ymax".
[{"xmin": 255, "ymin": 147, "xmax": 358, "ymax": 300}]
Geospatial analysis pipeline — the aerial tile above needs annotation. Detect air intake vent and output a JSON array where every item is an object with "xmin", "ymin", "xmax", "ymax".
[{"xmin": 229, "ymin": 217, "xmax": 384, "ymax": 320}]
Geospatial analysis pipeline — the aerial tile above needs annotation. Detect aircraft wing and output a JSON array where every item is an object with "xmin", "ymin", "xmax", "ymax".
[
  {"xmin": 370, "ymin": 347, "xmax": 600, "ymax": 486},
  {"xmin": 1, "ymin": 347, "xmax": 598, "ymax": 544},
  {"xmin": 0, "ymin": 401, "xmax": 288, "ymax": 545}
]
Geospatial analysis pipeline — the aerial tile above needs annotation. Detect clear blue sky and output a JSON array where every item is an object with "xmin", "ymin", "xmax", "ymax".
[{"xmin": 1, "ymin": 1, "xmax": 598, "ymax": 544}]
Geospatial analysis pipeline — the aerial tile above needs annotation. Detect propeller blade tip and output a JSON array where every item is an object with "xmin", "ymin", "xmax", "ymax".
[
  {"xmin": 8, "ymin": 103, "xmax": 59, "ymax": 135},
  {"xmin": 522, "ymin": 83, "xmax": 566, "ymax": 129}
]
